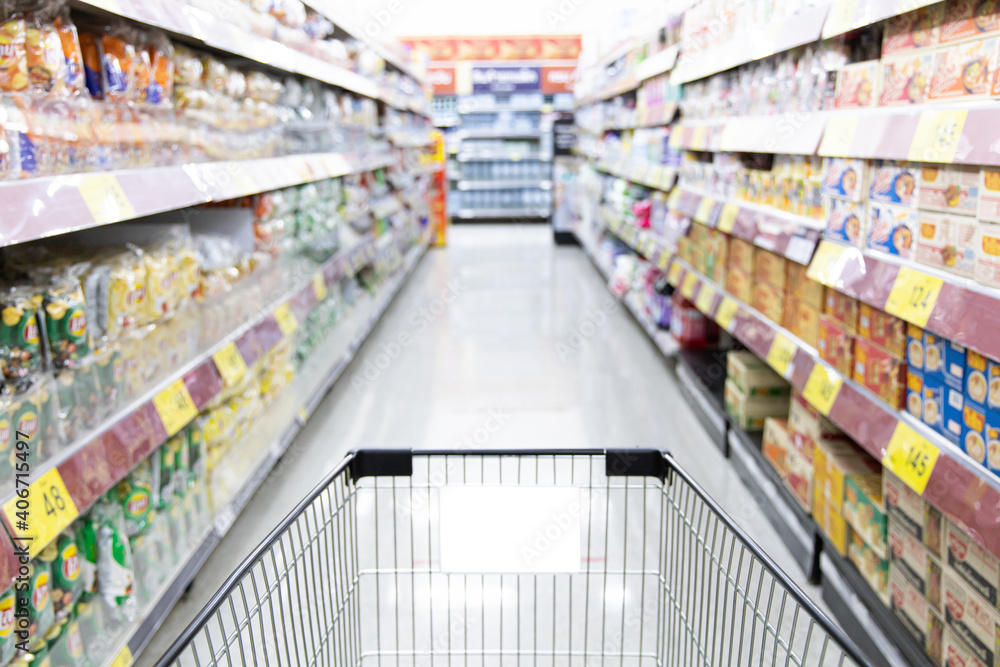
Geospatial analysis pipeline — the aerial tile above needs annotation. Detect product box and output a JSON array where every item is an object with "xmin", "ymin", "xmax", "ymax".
[
  {"xmin": 788, "ymin": 300, "xmax": 821, "ymax": 348},
  {"xmin": 908, "ymin": 323, "xmax": 926, "ymax": 370},
  {"xmin": 890, "ymin": 564, "xmax": 945, "ymax": 665},
  {"xmin": 704, "ymin": 234, "xmax": 727, "ymax": 285},
  {"xmin": 858, "ymin": 303, "xmax": 906, "ymax": 359},
  {"xmin": 751, "ymin": 282, "xmax": 787, "ymax": 325},
  {"xmin": 908, "ymin": 367, "xmax": 925, "ymax": 420},
  {"xmin": 925, "ymin": 373, "xmax": 948, "ymax": 434},
  {"xmin": 823, "ymin": 157, "xmax": 867, "ymax": 201},
  {"xmin": 944, "ymin": 569, "xmax": 1000, "ymax": 667},
  {"xmin": 676, "ymin": 236, "xmax": 695, "ymax": 264},
  {"xmin": 947, "ymin": 341, "xmax": 968, "ymax": 392},
  {"xmin": 975, "ymin": 223, "xmax": 1000, "ymax": 289},
  {"xmin": 814, "ymin": 438, "xmax": 881, "ymax": 511},
  {"xmin": 946, "ymin": 519, "xmax": 1000, "ymax": 611},
  {"xmin": 882, "ymin": 5, "xmax": 943, "ymax": 55},
  {"xmin": 825, "ymin": 289, "xmax": 860, "ymax": 334},
  {"xmin": 724, "ymin": 378, "xmax": 789, "ymax": 431},
  {"xmin": 928, "ymin": 38, "xmax": 1000, "ymax": 101},
  {"xmin": 890, "ymin": 521, "xmax": 944, "ymax": 611},
  {"xmin": 762, "ymin": 417, "xmax": 792, "ymax": 477},
  {"xmin": 824, "ymin": 197, "xmax": 865, "ymax": 246},
  {"xmin": 754, "ymin": 250, "xmax": 787, "ymax": 291},
  {"xmin": 946, "ymin": 385, "xmax": 966, "ymax": 445},
  {"xmin": 853, "ymin": 336, "xmax": 908, "ymax": 409},
  {"xmin": 984, "ymin": 409, "xmax": 1000, "ymax": 475},
  {"xmin": 727, "ymin": 236, "xmax": 756, "ymax": 275},
  {"xmin": 815, "ymin": 484, "xmax": 848, "ymax": 555},
  {"xmin": 920, "ymin": 166, "xmax": 981, "ymax": 215},
  {"xmin": 727, "ymin": 351, "xmax": 790, "ymax": 396},
  {"xmin": 962, "ymin": 402, "xmax": 988, "ymax": 467},
  {"xmin": 879, "ymin": 52, "xmax": 934, "ymax": 106},
  {"xmin": 939, "ymin": 0, "xmax": 1000, "ymax": 44},
  {"xmin": 978, "ymin": 169, "xmax": 1000, "ymax": 223},
  {"xmin": 870, "ymin": 161, "xmax": 920, "ymax": 206},
  {"xmin": 967, "ymin": 350, "xmax": 989, "ymax": 409},
  {"xmin": 818, "ymin": 316, "xmax": 855, "ymax": 377},
  {"xmin": 866, "ymin": 202, "xmax": 920, "ymax": 259},
  {"xmin": 884, "ymin": 468, "xmax": 944, "ymax": 558},
  {"xmin": 725, "ymin": 267, "xmax": 753, "ymax": 304},
  {"xmin": 787, "ymin": 263, "xmax": 825, "ymax": 311},
  {"xmin": 787, "ymin": 391, "xmax": 845, "ymax": 463},
  {"xmin": 944, "ymin": 627, "xmax": 990, "ymax": 667},
  {"xmin": 834, "ymin": 61, "xmax": 880, "ymax": 109},
  {"xmin": 848, "ymin": 525, "xmax": 890, "ymax": 603},
  {"xmin": 926, "ymin": 331, "xmax": 948, "ymax": 382},
  {"xmin": 844, "ymin": 474, "xmax": 889, "ymax": 558},
  {"xmin": 986, "ymin": 359, "xmax": 1000, "ymax": 413},
  {"xmin": 784, "ymin": 445, "xmax": 814, "ymax": 513},
  {"xmin": 916, "ymin": 211, "xmax": 978, "ymax": 277}
]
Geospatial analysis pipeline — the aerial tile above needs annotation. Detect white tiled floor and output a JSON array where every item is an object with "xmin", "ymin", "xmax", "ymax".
[{"xmin": 143, "ymin": 224, "xmax": 832, "ymax": 664}]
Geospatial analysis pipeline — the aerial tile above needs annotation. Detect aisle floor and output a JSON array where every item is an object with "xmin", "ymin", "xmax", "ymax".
[{"xmin": 144, "ymin": 224, "xmax": 829, "ymax": 664}]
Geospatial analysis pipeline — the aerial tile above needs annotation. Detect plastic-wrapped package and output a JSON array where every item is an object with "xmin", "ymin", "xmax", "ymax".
[
  {"xmin": 93, "ymin": 496, "xmax": 136, "ymax": 622},
  {"xmin": 26, "ymin": 4, "xmax": 68, "ymax": 95},
  {"xmin": 0, "ymin": 12, "xmax": 29, "ymax": 92},
  {"xmin": 15, "ymin": 558, "xmax": 55, "ymax": 646},
  {"xmin": 42, "ymin": 276, "xmax": 90, "ymax": 369},
  {"xmin": 39, "ymin": 531, "xmax": 83, "ymax": 619},
  {"xmin": 53, "ymin": 5, "xmax": 84, "ymax": 95},
  {"xmin": 78, "ymin": 30, "xmax": 101, "ymax": 99},
  {"xmin": 92, "ymin": 343, "xmax": 123, "ymax": 411},
  {"xmin": 116, "ymin": 461, "xmax": 154, "ymax": 537},
  {"xmin": 7, "ymin": 377, "xmax": 61, "ymax": 477},
  {"xmin": 0, "ymin": 586, "xmax": 14, "ymax": 666},
  {"xmin": 0, "ymin": 288, "xmax": 43, "ymax": 380},
  {"xmin": 44, "ymin": 614, "xmax": 87, "ymax": 666},
  {"xmin": 146, "ymin": 29, "xmax": 173, "ymax": 106}
]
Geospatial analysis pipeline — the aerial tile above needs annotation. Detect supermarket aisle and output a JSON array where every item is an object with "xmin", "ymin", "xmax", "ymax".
[{"xmin": 145, "ymin": 224, "xmax": 825, "ymax": 662}]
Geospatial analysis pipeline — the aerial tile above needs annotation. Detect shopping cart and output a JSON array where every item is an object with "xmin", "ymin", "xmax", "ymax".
[{"xmin": 154, "ymin": 449, "xmax": 870, "ymax": 667}]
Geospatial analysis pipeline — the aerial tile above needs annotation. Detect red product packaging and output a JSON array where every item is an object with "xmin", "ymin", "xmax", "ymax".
[
  {"xmin": 854, "ymin": 337, "xmax": 908, "ymax": 409},
  {"xmin": 824, "ymin": 289, "xmax": 860, "ymax": 334},
  {"xmin": 670, "ymin": 294, "xmax": 717, "ymax": 348},
  {"xmin": 928, "ymin": 37, "xmax": 1000, "ymax": 101},
  {"xmin": 880, "ymin": 52, "xmax": 933, "ymax": 106},
  {"xmin": 858, "ymin": 303, "xmax": 906, "ymax": 359},
  {"xmin": 939, "ymin": 0, "xmax": 1000, "ymax": 44},
  {"xmin": 882, "ymin": 5, "xmax": 944, "ymax": 55},
  {"xmin": 818, "ymin": 316, "xmax": 855, "ymax": 377}
]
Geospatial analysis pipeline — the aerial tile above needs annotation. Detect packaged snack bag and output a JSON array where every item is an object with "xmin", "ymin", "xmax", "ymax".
[
  {"xmin": 131, "ymin": 29, "xmax": 150, "ymax": 104},
  {"xmin": 117, "ymin": 462, "xmax": 154, "ymax": 538},
  {"xmin": 26, "ymin": 9, "xmax": 67, "ymax": 95},
  {"xmin": 99, "ymin": 25, "xmax": 135, "ymax": 103},
  {"xmin": 92, "ymin": 344, "xmax": 122, "ymax": 410},
  {"xmin": 146, "ymin": 29, "xmax": 173, "ymax": 106},
  {"xmin": 72, "ymin": 520, "xmax": 97, "ymax": 599},
  {"xmin": 41, "ymin": 532, "xmax": 82, "ymax": 619},
  {"xmin": 0, "ymin": 15, "xmax": 28, "ymax": 92},
  {"xmin": 93, "ymin": 497, "xmax": 135, "ymax": 621},
  {"xmin": 45, "ymin": 615, "xmax": 86, "ymax": 666},
  {"xmin": 0, "ymin": 289, "xmax": 42, "ymax": 380},
  {"xmin": 78, "ymin": 31, "xmax": 101, "ymax": 99},
  {"xmin": 42, "ymin": 279, "xmax": 89, "ymax": 369},
  {"xmin": 16, "ymin": 558, "xmax": 55, "ymax": 644},
  {"xmin": 53, "ymin": 7, "xmax": 83, "ymax": 94},
  {"xmin": 0, "ymin": 587, "xmax": 14, "ymax": 666}
]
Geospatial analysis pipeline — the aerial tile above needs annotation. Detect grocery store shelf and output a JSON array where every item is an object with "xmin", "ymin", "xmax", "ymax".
[
  {"xmin": 0, "ymin": 151, "xmax": 393, "ymax": 248},
  {"xmin": 454, "ymin": 208, "xmax": 550, "ymax": 219},
  {"xmin": 457, "ymin": 129, "xmax": 542, "ymax": 139},
  {"xmin": 671, "ymin": 3, "xmax": 830, "ymax": 84},
  {"xmin": 599, "ymin": 206, "xmax": 675, "ymax": 267},
  {"xmin": 457, "ymin": 180, "xmax": 552, "ymax": 190},
  {"xmin": 635, "ymin": 44, "xmax": 680, "ymax": 82},
  {"xmin": 821, "ymin": 0, "xmax": 938, "ymax": 38},
  {"xmin": 594, "ymin": 157, "xmax": 677, "ymax": 191},
  {"xmin": 600, "ymin": 104, "xmax": 679, "ymax": 130},
  {"xmin": 808, "ymin": 239, "xmax": 1000, "ymax": 364},
  {"xmin": 575, "ymin": 75, "xmax": 640, "ymax": 107},
  {"xmin": 670, "ymin": 187, "xmax": 823, "ymax": 265},
  {"xmin": 670, "ymin": 114, "xmax": 827, "ymax": 155},
  {"xmin": 666, "ymin": 258, "xmax": 1000, "ymax": 561},
  {"xmin": 457, "ymin": 153, "xmax": 552, "ymax": 162}
]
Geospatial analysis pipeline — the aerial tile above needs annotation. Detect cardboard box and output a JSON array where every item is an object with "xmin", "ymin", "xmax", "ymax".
[
  {"xmin": 784, "ymin": 445, "xmax": 814, "ymax": 513},
  {"xmin": 825, "ymin": 290, "xmax": 859, "ymax": 334},
  {"xmin": 848, "ymin": 524, "xmax": 890, "ymax": 603},
  {"xmin": 947, "ymin": 341, "xmax": 968, "ymax": 392},
  {"xmin": 925, "ymin": 373, "xmax": 947, "ymax": 434},
  {"xmin": 789, "ymin": 300, "xmax": 821, "ymax": 348},
  {"xmin": 787, "ymin": 391, "xmax": 845, "ymax": 463},
  {"xmin": 725, "ymin": 267, "xmax": 753, "ymax": 304},
  {"xmin": 891, "ymin": 521, "xmax": 944, "ymax": 611},
  {"xmin": 726, "ymin": 351, "xmax": 789, "ymax": 396},
  {"xmin": 946, "ymin": 519, "xmax": 1000, "ymax": 611},
  {"xmin": 724, "ymin": 378, "xmax": 789, "ymax": 431},
  {"xmin": 879, "ymin": 52, "xmax": 934, "ymax": 106},
  {"xmin": 884, "ymin": 468, "xmax": 944, "ymax": 559},
  {"xmin": 917, "ymin": 211, "xmax": 978, "ymax": 277},
  {"xmin": 870, "ymin": 160, "xmax": 921, "ymax": 205},
  {"xmin": 823, "ymin": 157, "xmax": 867, "ymax": 201},
  {"xmin": 754, "ymin": 250, "xmax": 787, "ymax": 291},
  {"xmin": 677, "ymin": 236, "xmax": 695, "ymax": 264},
  {"xmin": 858, "ymin": 303, "xmax": 906, "ymax": 359},
  {"xmin": 844, "ymin": 474, "xmax": 888, "ymax": 558},
  {"xmin": 882, "ymin": 5, "xmax": 943, "ymax": 55},
  {"xmin": 975, "ymin": 223, "xmax": 1000, "ymax": 289},
  {"xmin": 824, "ymin": 197, "xmax": 865, "ymax": 246},
  {"xmin": 939, "ymin": 0, "xmax": 1000, "ymax": 44},
  {"xmin": 727, "ymin": 237, "xmax": 756, "ymax": 275},
  {"xmin": 944, "ymin": 569, "xmax": 1000, "ymax": 667},
  {"xmin": 986, "ymin": 358, "xmax": 1000, "ymax": 413},
  {"xmin": 979, "ymin": 169, "xmax": 1000, "ymax": 224},
  {"xmin": 752, "ymin": 282, "xmax": 787, "ymax": 325},
  {"xmin": 866, "ymin": 202, "xmax": 920, "ymax": 259},
  {"xmin": 853, "ymin": 336, "xmax": 907, "ymax": 409},
  {"xmin": 928, "ymin": 38, "xmax": 1000, "ymax": 102},
  {"xmin": 762, "ymin": 417, "xmax": 792, "ymax": 478},
  {"xmin": 834, "ymin": 61, "xmax": 880, "ymax": 109},
  {"xmin": 787, "ymin": 263, "xmax": 825, "ymax": 310},
  {"xmin": 908, "ymin": 323, "xmax": 926, "ymax": 371},
  {"xmin": 919, "ymin": 165, "xmax": 981, "ymax": 214},
  {"xmin": 818, "ymin": 316, "xmax": 855, "ymax": 377},
  {"xmin": 946, "ymin": 385, "xmax": 966, "ymax": 445},
  {"xmin": 926, "ymin": 331, "xmax": 948, "ymax": 382},
  {"xmin": 891, "ymin": 564, "xmax": 945, "ymax": 665},
  {"xmin": 967, "ymin": 350, "xmax": 989, "ymax": 409},
  {"xmin": 985, "ymin": 409, "xmax": 1000, "ymax": 475},
  {"xmin": 908, "ymin": 367, "xmax": 925, "ymax": 420},
  {"xmin": 944, "ymin": 627, "xmax": 990, "ymax": 667},
  {"xmin": 815, "ymin": 485, "xmax": 848, "ymax": 555},
  {"xmin": 814, "ymin": 438, "xmax": 881, "ymax": 511},
  {"xmin": 704, "ymin": 233, "xmax": 727, "ymax": 285},
  {"xmin": 963, "ymin": 401, "xmax": 988, "ymax": 467}
]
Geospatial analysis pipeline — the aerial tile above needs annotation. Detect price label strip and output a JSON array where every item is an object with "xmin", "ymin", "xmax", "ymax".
[
  {"xmin": 715, "ymin": 297, "xmax": 739, "ymax": 332},
  {"xmin": 717, "ymin": 203, "xmax": 739, "ymax": 234},
  {"xmin": 681, "ymin": 273, "xmax": 699, "ymax": 300},
  {"xmin": 657, "ymin": 251, "xmax": 672, "ymax": 271},
  {"xmin": 313, "ymin": 272, "xmax": 328, "ymax": 302},
  {"xmin": 695, "ymin": 198, "xmax": 715, "ymax": 224},
  {"xmin": 695, "ymin": 284, "xmax": 716, "ymax": 314},
  {"xmin": 805, "ymin": 240, "xmax": 847, "ymax": 286},
  {"xmin": 667, "ymin": 188, "xmax": 683, "ymax": 210},
  {"xmin": 108, "ymin": 646, "xmax": 134, "ymax": 667},
  {"xmin": 766, "ymin": 334, "xmax": 797, "ymax": 379},
  {"xmin": 3, "ymin": 468, "xmax": 80, "ymax": 559},
  {"xmin": 884, "ymin": 267, "xmax": 943, "ymax": 327},
  {"xmin": 212, "ymin": 342, "xmax": 248, "ymax": 387},
  {"xmin": 908, "ymin": 109, "xmax": 969, "ymax": 164},
  {"xmin": 667, "ymin": 262, "xmax": 684, "ymax": 286},
  {"xmin": 153, "ymin": 379, "xmax": 198, "ymax": 437},
  {"xmin": 818, "ymin": 115, "xmax": 860, "ymax": 158},
  {"xmin": 274, "ymin": 303, "xmax": 299, "ymax": 337},
  {"xmin": 77, "ymin": 174, "xmax": 137, "ymax": 225},
  {"xmin": 883, "ymin": 422, "xmax": 940, "ymax": 494},
  {"xmin": 802, "ymin": 364, "xmax": 843, "ymax": 415}
]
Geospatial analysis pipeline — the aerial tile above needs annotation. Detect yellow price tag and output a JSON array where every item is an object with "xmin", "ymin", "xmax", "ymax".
[
  {"xmin": 298, "ymin": 407, "xmax": 309, "ymax": 423},
  {"xmin": 313, "ymin": 272, "xmax": 328, "ymax": 302},
  {"xmin": 717, "ymin": 203, "xmax": 739, "ymax": 233},
  {"xmin": 274, "ymin": 303, "xmax": 299, "ymax": 337},
  {"xmin": 884, "ymin": 267, "xmax": 943, "ymax": 327},
  {"xmin": 818, "ymin": 115, "xmax": 860, "ymax": 158},
  {"xmin": 695, "ymin": 198, "xmax": 715, "ymax": 224},
  {"xmin": 667, "ymin": 262, "xmax": 684, "ymax": 286},
  {"xmin": 882, "ymin": 422, "xmax": 940, "ymax": 494},
  {"xmin": 805, "ymin": 240, "xmax": 846, "ymax": 286},
  {"xmin": 77, "ymin": 174, "xmax": 136, "ymax": 225},
  {"xmin": 647, "ymin": 165, "xmax": 664, "ymax": 187},
  {"xmin": 660, "ymin": 170, "xmax": 675, "ymax": 191},
  {"xmin": 715, "ymin": 297, "xmax": 739, "ymax": 331},
  {"xmin": 681, "ymin": 273, "xmax": 699, "ymax": 300},
  {"xmin": 108, "ymin": 646, "xmax": 133, "ymax": 667},
  {"xmin": 695, "ymin": 284, "xmax": 716, "ymax": 313},
  {"xmin": 657, "ymin": 250, "xmax": 672, "ymax": 271},
  {"xmin": 212, "ymin": 343, "xmax": 247, "ymax": 388},
  {"xmin": 691, "ymin": 125, "xmax": 708, "ymax": 150},
  {"xmin": 153, "ymin": 379, "xmax": 198, "ymax": 437},
  {"xmin": 766, "ymin": 334, "xmax": 797, "ymax": 379},
  {"xmin": 2, "ymin": 468, "xmax": 79, "ymax": 559},
  {"xmin": 908, "ymin": 110, "xmax": 969, "ymax": 164},
  {"xmin": 802, "ymin": 364, "xmax": 843, "ymax": 415},
  {"xmin": 667, "ymin": 188, "xmax": 683, "ymax": 210}
]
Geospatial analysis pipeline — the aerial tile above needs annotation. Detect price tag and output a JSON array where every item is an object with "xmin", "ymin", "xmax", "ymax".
[
  {"xmin": 77, "ymin": 174, "xmax": 136, "ymax": 225},
  {"xmin": 695, "ymin": 284, "xmax": 716, "ymax": 313},
  {"xmin": 695, "ymin": 198, "xmax": 715, "ymax": 224},
  {"xmin": 108, "ymin": 646, "xmax": 134, "ymax": 667},
  {"xmin": 667, "ymin": 262, "xmax": 684, "ymax": 286},
  {"xmin": 822, "ymin": 0, "xmax": 861, "ymax": 38},
  {"xmin": 805, "ymin": 240, "xmax": 846, "ymax": 286},
  {"xmin": 884, "ymin": 267, "xmax": 943, "ymax": 327},
  {"xmin": 691, "ymin": 125, "xmax": 708, "ymax": 150},
  {"xmin": 717, "ymin": 203, "xmax": 739, "ymax": 234},
  {"xmin": 681, "ymin": 273, "xmax": 699, "ymax": 300},
  {"xmin": 668, "ymin": 128, "xmax": 685, "ymax": 149},
  {"xmin": 631, "ymin": 163, "xmax": 647, "ymax": 182},
  {"xmin": 212, "ymin": 343, "xmax": 247, "ymax": 387},
  {"xmin": 313, "ymin": 272, "xmax": 328, "ymax": 302},
  {"xmin": 274, "ymin": 303, "xmax": 299, "ymax": 337},
  {"xmin": 647, "ymin": 165, "xmax": 664, "ymax": 187},
  {"xmin": 667, "ymin": 189, "xmax": 683, "ymax": 210},
  {"xmin": 715, "ymin": 297, "xmax": 739, "ymax": 332},
  {"xmin": 818, "ymin": 115, "xmax": 860, "ymax": 158},
  {"xmin": 660, "ymin": 170, "xmax": 675, "ymax": 191},
  {"xmin": 153, "ymin": 379, "xmax": 198, "ymax": 437},
  {"xmin": 908, "ymin": 110, "xmax": 968, "ymax": 164},
  {"xmin": 657, "ymin": 251, "xmax": 672, "ymax": 271},
  {"xmin": 882, "ymin": 422, "xmax": 940, "ymax": 494},
  {"xmin": 802, "ymin": 364, "xmax": 843, "ymax": 415},
  {"xmin": 2, "ymin": 468, "xmax": 80, "ymax": 559},
  {"xmin": 766, "ymin": 334, "xmax": 797, "ymax": 379}
]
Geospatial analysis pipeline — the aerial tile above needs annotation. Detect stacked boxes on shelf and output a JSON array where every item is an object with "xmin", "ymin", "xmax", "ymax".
[{"xmin": 724, "ymin": 351, "xmax": 790, "ymax": 430}]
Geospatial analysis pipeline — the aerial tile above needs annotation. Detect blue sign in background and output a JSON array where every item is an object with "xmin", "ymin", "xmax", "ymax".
[{"xmin": 471, "ymin": 67, "xmax": 541, "ymax": 93}]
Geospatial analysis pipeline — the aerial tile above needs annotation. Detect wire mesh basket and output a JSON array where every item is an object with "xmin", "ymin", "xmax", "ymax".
[{"xmin": 155, "ymin": 449, "xmax": 869, "ymax": 667}]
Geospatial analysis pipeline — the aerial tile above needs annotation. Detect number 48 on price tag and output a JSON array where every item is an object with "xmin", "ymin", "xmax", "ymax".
[{"xmin": 2, "ymin": 468, "xmax": 79, "ymax": 559}]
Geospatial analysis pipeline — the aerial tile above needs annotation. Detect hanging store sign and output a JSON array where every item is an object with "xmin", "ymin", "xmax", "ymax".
[{"xmin": 471, "ymin": 66, "xmax": 541, "ymax": 93}]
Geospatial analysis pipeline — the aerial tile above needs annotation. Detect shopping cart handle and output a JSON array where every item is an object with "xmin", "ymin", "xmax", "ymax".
[
  {"xmin": 605, "ymin": 448, "xmax": 671, "ymax": 481},
  {"xmin": 349, "ymin": 448, "xmax": 414, "ymax": 481}
]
